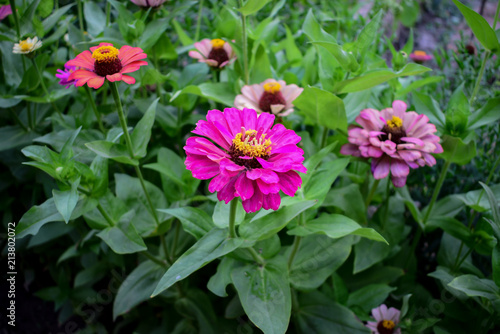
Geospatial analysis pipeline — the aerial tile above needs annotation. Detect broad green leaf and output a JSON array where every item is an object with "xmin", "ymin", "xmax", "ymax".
[
  {"xmin": 304, "ymin": 158, "xmax": 350, "ymax": 206},
  {"xmin": 412, "ymin": 92, "xmax": 446, "ymax": 130},
  {"xmin": 353, "ymin": 238, "xmax": 391, "ymax": 274},
  {"xmin": 172, "ymin": 19, "xmax": 193, "ymax": 46},
  {"xmin": 438, "ymin": 134, "xmax": 476, "ymax": 165},
  {"xmin": 158, "ymin": 207, "xmax": 214, "ymax": 240},
  {"xmin": 347, "ymin": 284, "xmax": 397, "ymax": 314},
  {"xmin": 288, "ymin": 213, "xmax": 387, "ymax": 243},
  {"xmin": 139, "ymin": 18, "xmax": 169, "ymax": 50},
  {"xmin": 312, "ymin": 41, "xmax": 358, "ymax": 72},
  {"xmin": 231, "ymin": 255, "xmax": 291, "ymax": 334},
  {"xmin": 83, "ymin": 1, "xmax": 106, "ymax": 37},
  {"xmin": 301, "ymin": 142, "xmax": 337, "ymax": 188},
  {"xmin": 293, "ymin": 86, "xmax": 347, "ymax": 131},
  {"xmin": 238, "ymin": 0, "xmax": 271, "ymax": 16},
  {"xmin": 250, "ymin": 43, "xmax": 274, "ymax": 84},
  {"xmin": 207, "ymin": 257, "xmax": 239, "ymax": 297},
  {"xmin": 334, "ymin": 63, "xmax": 431, "ymax": 94},
  {"xmin": 288, "ymin": 235, "xmax": 352, "ymax": 290},
  {"xmin": 60, "ymin": 126, "xmax": 81, "ymax": 163},
  {"xmin": 445, "ymin": 84, "xmax": 470, "ymax": 137},
  {"xmin": 97, "ymin": 210, "xmax": 147, "ymax": 254},
  {"xmin": 493, "ymin": 244, "xmax": 500, "ymax": 288},
  {"xmin": 90, "ymin": 156, "xmax": 108, "ymax": 198},
  {"xmin": 131, "ymin": 98, "xmax": 158, "ymax": 158},
  {"xmin": 239, "ymin": 200, "xmax": 316, "ymax": 241},
  {"xmin": 448, "ymin": 275, "xmax": 500, "ymax": 300},
  {"xmin": 284, "ymin": 24, "xmax": 302, "ymax": 63},
  {"xmin": 452, "ymin": 0, "xmax": 500, "ymax": 52},
  {"xmin": 212, "ymin": 201, "xmax": 246, "ymax": 229},
  {"xmin": 302, "ymin": 9, "xmax": 336, "ymax": 43},
  {"xmin": 20, "ymin": 0, "xmax": 41, "ymax": 36},
  {"xmin": 395, "ymin": 186, "xmax": 423, "ymax": 224},
  {"xmin": 86, "ymin": 140, "xmax": 138, "ymax": 166},
  {"xmin": 395, "ymin": 76, "xmax": 444, "ymax": 98},
  {"xmin": 52, "ymin": 178, "xmax": 80, "ymax": 224},
  {"xmin": 468, "ymin": 97, "xmax": 500, "ymax": 130},
  {"xmin": 426, "ymin": 217, "xmax": 472, "ymax": 245},
  {"xmin": 113, "ymin": 261, "xmax": 167, "ymax": 319},
  {"xmin": 354, "ymin": 11, "xmax": 383, "ymax": 54},
  {"xmin": 324, "ymin": 184, "xmax": 367, "ymax": 224},
  {"xmin": 42, "ymin": 3, "xmax": 73, "ymax": 32},
  {"xmin": 74, "ymin": 262, "xmax": 107, "ymax": 288},
  {"xmin": 479, "ymin": 182, "xmax": 500, "ymax": 239},
  {"xmin": 0, "ymin": 126, "xmax": 39, "ymax": 152},
  {"xmin": 152, "ymin": 228, "xmax": 244, "ymax": 296},
  {"xmin": 170, "ymin": 82, "xmax": 236, "ymax": 107},
  {"xmin": 175, "ymin": 290, "xmax": 218, "ymax": 334}
]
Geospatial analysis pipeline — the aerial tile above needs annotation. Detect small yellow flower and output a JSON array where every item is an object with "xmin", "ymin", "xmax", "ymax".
[{"xmin": 13, "ymin": 37, "xmax": 42, "ymax": 54}]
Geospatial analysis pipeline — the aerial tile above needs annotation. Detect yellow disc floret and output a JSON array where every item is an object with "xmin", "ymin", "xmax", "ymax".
[
  {"xmin": 414, "ymin": 50, "xmax": 427, "ymax": 56},
  {"xmin": 232, "ymin": 128, "xmax": 272, "ymax": 158},
  {"xmin": 92, "ymin": 46, "xmax": 120, "ymax": 62},
  {"xmin": 263, "ymin": 82, "xmax": 281, "ymax": 94},
  {"xmin": 211, "ymin": 39, "xmax": 226, "ymax": 49},
  {"xmin": 386, "ymin": 116, "xmax": 403, "ymax": 128},
  {"xmin": 19, "ymin": 40, "xmax": 34, "ymax": 52},
  {"xmin": 381, "ymin": 320, "xmax": 395, "ymax": 330}
]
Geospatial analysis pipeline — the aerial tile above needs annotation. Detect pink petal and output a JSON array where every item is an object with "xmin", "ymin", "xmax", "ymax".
[
  {"xmin": 262, "ymin": 192, "xmax": 281, "ymax": 210},
  {"xmin": 209, "ymin": 174, "xmax": 230, "ymax": 193},
  {"xmin": 390, "ymin": 159, "xmax": 410, "ymax": 178},
  {"xmin": 278, "ymin": 171, "xmax": 302, "ymax": 196},
  {"xmin": 106, "ymin": 73, "xmax": 123, "ymax": 82},
  {"xmin": 87, "ymin": 76, "xmax": 105, "ymax": 89},
  {"xmin": 235, "ymin": 173, "xmax": 254, "ymax": 200},
  {"xmin": 121, "ymin": 75, "xmax": 135, "ymax": 84},
  {"xmin": 242, "ymin": 184, "xmax": 263, "ymax": 213},
  {"xmin": 371, "ymin": 157, "xmax": 390, "ymax": 179}
]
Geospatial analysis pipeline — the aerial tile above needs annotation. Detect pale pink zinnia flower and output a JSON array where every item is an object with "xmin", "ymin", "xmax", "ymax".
[
  {"xmin": 366, "ymin": 304, "xmax": 401, "ymax": 334},
  {"xmin": 188, "ymin": 38, "xmax": 236, "ymax": 69},
  {"xmin": 340, "ymin": 100, "xmax": 442, "ymax": 187},
  {"xmin": 0, "ymin": 5, "xmax": 12, "ymax": 21},
  {"xmin": 130, "ymin": 0, "xmax": 167, "ymax": 7},
  {"xmin": 66, "ymin": 42, "xmax": 147, "ymax": 89},
  {"xmin": 184, "ymin": 108, "xmax": 306, "ymax": 213},
  {"xmin": 410, "ymin": 50, "xmax": 432, "ymax": 63},
  {"xmin": 234, "ymin": 79, "xmax": 304, "ymax": 117}
]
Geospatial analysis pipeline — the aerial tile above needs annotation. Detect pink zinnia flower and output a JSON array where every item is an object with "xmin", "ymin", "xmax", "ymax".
[
  {"xmin": 410, "ymin": 50, "xmax": 432, "ymax": 63},
  {"xmin": 55, "ymin": 65, "xmax": 77, "ymax": 88},
  {"xmin": 66, "ymin": 43, "xmax": 147, "ymax": 89},
  {"xmin": 130, "ymin": 0, "xmax": 167, "ymax": 7},
  {"xmin": 0, "ymin": 5, "xmax": 12, "ymax": 21},
  {"xmin": 188, "ymin": 38, "xmax": 236, "ymax": 69},
  {"xmin": 366, "ymin": 304, "xmax": 401, "ymax": 334},
  {"xmin": 340, "ymin": 101, "xmax": 443, "ymax": 188},
  {"xmin": 234, "ymin": 79, "xmax": 304, "ymax": 117},
  {"xmin": 184, "ymin": 108, "xmax": 306, "ymax": 213}
]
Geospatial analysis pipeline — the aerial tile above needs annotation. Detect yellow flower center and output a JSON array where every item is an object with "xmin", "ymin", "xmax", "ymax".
[
  {"xmin": 92, "ymin": 46, "xmax": 120, "ymax": 62},
  {"xmin": 19, "ymin": 40, "xmax": 34, "ymax": 52},
  {"xmin": 414, "ymin": 50, "xmax": 427, "ymax": 56},
  {"xmin": 263, "ymin": 82, "xmax": 281, "ymax": 94},
  {"xmin": 232, "ymin": 128, "xmax": 272, "ymax": 158},
  {"xmin": 381, "ymin": 320, "xmax": 395, "ymax": 330},
  {"xmin": 211, "ymin": 39, "xmax": 225, "ymax": 49},
  {"xmin": 386, "ymin": 116, "xmax": 403, "ymax": 128}
]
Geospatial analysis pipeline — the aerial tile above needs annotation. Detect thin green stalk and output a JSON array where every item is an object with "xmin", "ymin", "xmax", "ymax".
[
  {"xmin": 31, "ymin": 58, "xmax": 62, "ymax": 117},
  {"xmin": 135, "ymin": 165, "xmax": 161, "ymax": 224},
  {"xmin": 247, "ymin": 247, "xmax": 265, "ymax": 265},
  {"xmin": 287, "ymin": 236, "xmax": 302, "ymax": 268},
  {"xmin": 77, "ymin": 0, "xmax": 84, "ymax": 34},
  {"xmin": 454, "ymin": 247, "xmax": 474, "ymax": 271},
  {"xmin": 141, "ymin": 251, "xmax": 168, "ymax": 268},
  {"xmin": 26, "ymin": 103, "xmax": 33, "ymax": 130},
  {"xmin": 493, "ymin": 0, "xmax": 500, "ymax": 30},
  {"xmin": 97, "ymin": 203, "xmax": 115, "ymax": 226},
  {"xmin": 160, "ymin": 235, "xmax": 171, "ymax": 264},
  {"xmin": 8, "ymin": 0, "xmax": 21, "ymax": 39},
  {"xmin": 106, "ymin": 1, "xmax": 111, "ymax": 26},
  {"xmin": 84, "ymin": 86, "xmax": 106, "ymax": 133},
  {"xmin": 228, "ymin": 198, "xmax": 238, "ymax": 238},
  {"xmin": 382, "ymin": 179, "xmax": 391, "ymax": 229},
  {"xmin": 195, "ymin": 0, "xmax": 204, "ymax": 41},
  {"xmin": 320, "ymin": 126, "xmax": 329, "ymax": 148},
  {"xmin": 238, "ymin": 0, "xmax": 249, "ymax": 84},
  {"xmin": 364, "ymin": 179, "xmax": 380, "ymax": 208},
  {"xmin": 470, "ymin": 50, "xmax": 490, "ymax": 106},
  {"xmin": 10, "ymin": 108, "xmax": 28, "ymax": 132},
  {"xmin": 422, "ymin": 160, "xmax": 451, "ymax": 225},
  {"xmin": 170, "ymin": 221, "xmax": 181, "ymax": 261}
]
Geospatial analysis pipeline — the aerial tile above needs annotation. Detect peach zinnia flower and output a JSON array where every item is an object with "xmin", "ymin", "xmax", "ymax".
[
  {"xmin": 410, "ymin": 50, "xmax": 432, "ymax": 63},
  {"xmin": 66, "ymin": 43, "xmax": 147, "ymax": 89},
  {"xmin": 234, "ymin": 79, "xmax": 303, "ymax": 117},
  {"xmin": 188, "ymin": 38, "xmax": 236, "ymax": 69}
]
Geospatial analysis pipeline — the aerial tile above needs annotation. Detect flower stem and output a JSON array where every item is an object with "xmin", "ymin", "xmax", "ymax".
[
  {"xmin": 195, "ymin": 0, "xmax": 204, "ymax": 41},
  {"xmin": 8, "ymin": 0, "xmax": 21, "ymax": 39},
  {"xmin": 320, "ymin": 126, "xmax": 329, "ymax": 148},
  {"xmin": 97, "ymin": 203, "xmax": 115, "ymax": 226},
  {"xmin": 141, "ymin": 251, "xmax": 168, "ymax": 268},
  {"xmin": 84, "ymin": 86, "xmax": 106, "ymax": 133},
  {"xmin": 106, "ymin": 1, "xmax": 111, "ymax": 26},
  {"xmin": 76, "ymin": 0, "xmax": 85, "ymax": 34},
  {"xmin": 247, "ymin": 246, "xmax": 265, "ymax": 265},
  {"xmin": 453, "ymin": 247, "xmax": 474, "ymax": 271},
  {"xmin": 422, "ymin": 160, "xmax": 451, "ymax": 225},
  {"xmin": 364, "ymin": 178, "xmax": 380, "ymax": 208},
  {"xmin": 228, "ymin": 198, "xmax": 238, "ymax": 238},
  {"xmin": 31, "ymin": 58, "xmax": 62, "ymax": 117},
  {"xmin": 287, "ymin": 236, "xmax": 302, "ymax": 268},
  {"xmin": 469, "ymin": 50, "xmax": 490, "ymax": 106},
  {"xmin": 238, "ymin": 0, "xmax": 249, "ymax": 84}
]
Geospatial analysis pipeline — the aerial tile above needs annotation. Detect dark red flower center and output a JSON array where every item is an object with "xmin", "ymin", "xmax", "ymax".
[
  {"xmin": 92, "ymin": 46, "xmax": 123, "ymax": 77},
  {"xmin": 377, "ymin": 320, "xmax": 395, "ymax": 334},
  {"xmin": 208, "ymin": 47, "xmax": 229, "ymax": 68},
  {"xmin": 228, "ymin": 128, "xmax": 271, "ymax": 169},
  {"xmin": 379, "ymin": 116, "xmax": 406, "ymax": 145}
]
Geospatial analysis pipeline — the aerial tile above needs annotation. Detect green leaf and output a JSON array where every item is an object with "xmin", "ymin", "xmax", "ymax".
[
  {"xmin": 324, "ymin": 184, "xmax": 367, "ymax": 225},
  {"xmin": 113, "ymin": 261, "xmax": 167, "ymax": 319},
  {"xmin": 284, "ymin": 24, "xmax": 302, "ymax": 63},
  {"xmin": 347, "ymin": 284, "xmax": 397, "ymax": 314},
  {"xmin": 52, "ymin": 178, "xmax": 80, "ymax": 224},
  {"xmin": 158, "ymin": 207, "xmax": 214, "ymax": 240},
  {"xmin": 395, "ymin": 76, "xmax": 444, "ymax": 98},
  {"xmin": 207, "ymin": 257, "xmax": 239, "ymax": 297},
  {"xmin": 334, "ymin": 63, "xmax": 431, "ymax": 94},
  {"xmin": 42, "ymin": 4, "xmax": 73, "ymax": 32},
  {"xmin": 445, "ymin": 84, "xmax": 470, "ymax": 137},
  {"xmin": 426, "ymin": 217, "xmax": 472, "ymax": 245},
  {"xmin": 302, "ymin": 9, "xmax": 336, "ymax": 43},
  {"xmin": 493, "ymin": 244, "xmax": 500, "ymax": 288},
  {"xmin": 74, "ymin": 262, "xmax": 107, "ymax": 288},
  {"xmin": 468, "ymin": 97, "xmax": 500, "ymax": 130},
  {"xmin": 479, "ymin": 182, "xmax": 500, "ymax": 239},
  {"xmin": 152, "ymin": 228, "xmax": 244, "ymax": 296},
  {"xmin": 238, "ymin": 0, "xmax": 271, "ymax": 16},
  {"xmin": 354, "ymin": 11, "xmax": 383, "ymax": 55},
  {"xmin": 288, "ymin": 235, "xmax": 352, "ymax": 290},
  {"xmin": 172, "ymin": 19, "xmax": 193, "ymax": 46},
  {"xmin": 0, "ymin": 126, "xmax": 39, "ymax": 152},
  {"xmin": 131, "ymin": 98, "xmax": 158, "ymax": 159},
  {"xmin": 288, "ymin": 213, "xmax": 387, "ymax": 243},
  {"xmin": 438, "ymin": 134, "xmax": 476, "ymax": 165},
  {"xmin": 97, "ymin": 210, "xmax": 147, "ymax": 254},
  {"xmin": 312, "ymin": 41, "xmax": 358, "ymax": 72},
  {"xmin": 452, "ymin": 0, "xmax": 500, "ymax": 52},
  {"xmin": 301, "ymin": 142, "xmax": 336, "ymax": 188},
  {"xmin": 231, "ymin": 255, "xmax": 291, "ymax": 334},
  {"xmin": 20, "ymin": 0, "xmax": 41, "ymax": 37},
  {"xmin": 212, "ymin": 201, "xmax": 246, "ymax": 229},
  {"xmin": 353, "ymin": 238, "xmax": 391, "ymax": 274},
  {"xmin": 83, "ymin": 1, "xmax": 106, "ymax": 37},
  {"xmin": 139, "ymin": 18, "xmax": 169, "ymax": 50},
  {"xmin": 86, "ymin": 140, "xmax": 138, "ymax": 166},
  {"xmin": 60, "ymin": 126, "xmax": 81, "ymax": 163},
  {"xmin": 250, "ymin": 43, "xmax": 274, "ymax": 84},
  {"xmin": 304, "ymin": 158, "xmax": 350, "ymax": 206},
  {"xmin": 293, "ymin": 86, "xmax": 347, "ymax": 132},
  {"xmin": 90, "ymin": 156, "xmax": 108, "ymax": 198},
  {"xmin": 448, "ymin": 275, "xmax": 500, "ymax": 300},
  {"xmin": 170, "ymin": 82, "xmax": 236, "ymax": 107},
  {"xmin": 239, "ymin": 200, "xmax": 316, "ymax": 241}
]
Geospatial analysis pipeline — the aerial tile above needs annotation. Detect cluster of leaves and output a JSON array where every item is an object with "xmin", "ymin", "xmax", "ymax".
[{"xmin": 0, "ymin": 0, "xmax": 499, "ymax": 333}]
